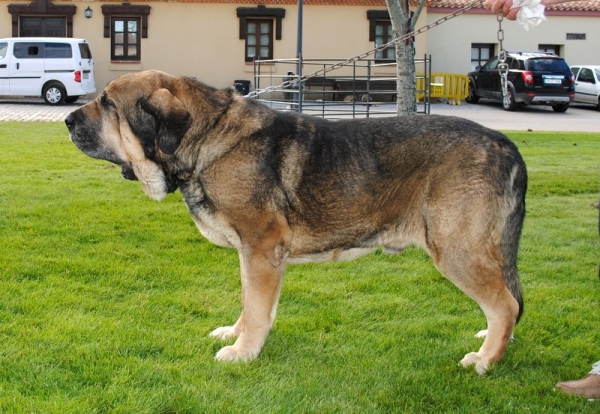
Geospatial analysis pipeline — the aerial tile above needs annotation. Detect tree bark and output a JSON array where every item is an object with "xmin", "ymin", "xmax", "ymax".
[
  {"xmin": 385, "ymin": 0, "xmax": 422, "ymax": 116},
  {"xmin": 395, "ymin": 37, "xmax": 417, "ymax": 115}
]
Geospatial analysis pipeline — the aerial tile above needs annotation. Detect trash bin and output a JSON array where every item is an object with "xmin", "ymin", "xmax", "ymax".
[{"xmin": 233, "ymin": 80, "xmax": 251, "ymax": 95}]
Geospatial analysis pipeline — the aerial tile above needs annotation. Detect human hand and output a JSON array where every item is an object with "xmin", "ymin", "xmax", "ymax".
[{"xmin": 483, "ymin": 0, "xmax": 521, "ymax": 20}]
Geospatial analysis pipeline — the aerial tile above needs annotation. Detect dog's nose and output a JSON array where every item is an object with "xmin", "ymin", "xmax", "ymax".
[{"xmin": 65, "ymin": 113, "xmax": 75, "ymax": 129}]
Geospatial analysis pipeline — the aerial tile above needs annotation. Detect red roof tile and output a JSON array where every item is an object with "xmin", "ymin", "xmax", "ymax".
[{"xmin": 427, "ymin": 0, "xmax": 600, "ymax": 11}]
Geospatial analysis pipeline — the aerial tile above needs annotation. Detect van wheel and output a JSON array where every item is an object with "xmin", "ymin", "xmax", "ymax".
[
  {"xmin": 65, "ymin": 96, "xmax": 79, "ymax": 104},
  {"xmin": 43, "ymin": 83, "xmax": 66, "ymax": 105}
]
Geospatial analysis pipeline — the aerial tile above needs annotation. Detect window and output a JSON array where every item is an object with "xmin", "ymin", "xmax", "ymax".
[
  {"xmin": 12, "ymin": 42, "xmax": 73, "ymax": 59},
  {"xmin": 7, "ymin": 0, "xmax": 75, "ymax": 37},
  {"xmin": 245, "ymin": 19, "xmax": 273, "ymax": 62},
  {"xmin": 45, "ymin": 43, "xmax": 72, "ymax": 58},
  {"xmin": 367, "ymin": 10, "xmax": 394, "ymax": 62},
  {"xmin": 13, "ymin": 42, "xmax": 43, "ymax": 58},
  {"xmin": 101, "ymin": 4, "xmax": 150, "ymax": 62},
  {"xmin": 481, "ymin": 56, "xmax": 498, "ymax": 71},
  {"xmin": 79, "ymin": 43, "xmax": 93, "ymax": 60},
  {"xmin": 471, "ymin": 44, "xmax": 494, "ymax": 70},
  {"xmin": 539, "ymin": 44, "xmax": 560, "ymax": 55},
  {"xmin": 237, "ymin": 6, "xmax": 285, "ymax": 63},
  {"xmin": 111, "ymin": 18, "xmax": 140, "ymax": 61},
  {"xmin": 576, "ymin": 68, "xmax": 595, "ymax": 84},
  {"xmin": 374, "ymin": 21, "xmax": 395, "ymax": 62},
  {"xmin": 20, "ymin": 17, "xmax": 66, "ymax": 37}
]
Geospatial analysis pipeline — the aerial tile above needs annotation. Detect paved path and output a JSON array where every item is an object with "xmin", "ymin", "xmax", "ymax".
[
  {"xmin": 431, "ymin": 100, "xmax": 600, "ymax": 133},
  {"xmin": 1, "ymin": 97, "xmax": 598, "ymax": 132},
  {"xmin": 0, "ymin": 98, "xmax": 90, "ymax": 122}
]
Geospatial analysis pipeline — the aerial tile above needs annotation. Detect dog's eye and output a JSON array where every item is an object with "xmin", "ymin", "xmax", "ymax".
[{"xmin": 100, "ymin": 92, "xmax": 115, "ymax": 109}]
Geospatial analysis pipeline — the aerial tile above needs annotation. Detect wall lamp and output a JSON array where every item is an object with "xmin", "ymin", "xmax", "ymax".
[{"xmin": 84, "ymin": 6, "xmax": 93, "ymax": 19}]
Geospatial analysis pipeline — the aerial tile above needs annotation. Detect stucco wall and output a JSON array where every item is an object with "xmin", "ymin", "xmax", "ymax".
[
  {"xmin": 426, "ymin": 10, "xmax": 600, "ymax": 74},
  {"xmin": 5, "ymin": 0, "xmax": 595, "ymax": 96},
  {"xmin": 1, "ymin": 2, "xmax": 427, "ymax": 93}
]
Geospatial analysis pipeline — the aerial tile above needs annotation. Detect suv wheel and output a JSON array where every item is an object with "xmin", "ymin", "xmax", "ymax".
[
  {"xmin": 551, "ymin": 103, "xmax": 569, "ymax": 113},
  {"xmin": 43, "ymin": 83, "xmax": 66, "ymax": 105},
  {"xmin": 465, "ymin": 81, "xmax": 479, "ymax": 104},
  {"xmin": 502, "ymin": 88, "xmax": 518, "ymax": 111}
]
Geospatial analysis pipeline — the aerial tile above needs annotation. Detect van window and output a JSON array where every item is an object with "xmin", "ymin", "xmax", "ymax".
[
  {"xmin": 78, "ymin": 43, "xmax": 93, "ymax": 60},
  {"xmin": 13, "ymin": 42, "xmax": 44, "ymax": 58},
  {"xmin": 0, "ymin": 42, "xmax": 7, "ymax": 60},
  {"xmin": 45, "ymin": 42, "xmax": 72, "ymax": 58}
]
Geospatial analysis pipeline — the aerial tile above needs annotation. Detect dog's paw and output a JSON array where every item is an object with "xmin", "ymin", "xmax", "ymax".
[
  {"xmin": 475, "ymin": 329, "xmax": 488, "ymax": 339},
  {"xmin": 209, "ymin": 326, "xmax": 238, "ymax": 340},
  {"xmin": 474, "ymin": 329, "xmax": 515, "ymax": 341},
  {"xmin": 460, "ymin": 352, "xmax": 490, "ymax": 375},
  {"xmin": 215, "ymin": 345, "xmax": 258, "ymax": 362}
]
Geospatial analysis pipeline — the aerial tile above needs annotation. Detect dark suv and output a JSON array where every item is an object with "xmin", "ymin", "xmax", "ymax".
[{"xmin": 466, "ymin": 52, "xmax": 574, "ymax": 112}]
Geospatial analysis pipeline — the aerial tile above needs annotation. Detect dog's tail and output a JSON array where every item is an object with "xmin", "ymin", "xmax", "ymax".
[{"xmin": 501, "ymin": 160, "xmax": 527, "ymax": 324}]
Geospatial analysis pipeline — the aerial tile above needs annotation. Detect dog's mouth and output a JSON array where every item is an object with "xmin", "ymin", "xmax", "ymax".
[
  {"xmin": 120, "ymin": 163, "xmax": 179, "ymax": 193},
  {"xmin": 121, "ymin": 165, "xmax": 138, "ymax": 181}
]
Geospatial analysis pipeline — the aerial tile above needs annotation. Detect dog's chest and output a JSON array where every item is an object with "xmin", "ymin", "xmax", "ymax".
[{"xmin": 180, "ymin": 181, "xmax": 241, "ymax": 250}]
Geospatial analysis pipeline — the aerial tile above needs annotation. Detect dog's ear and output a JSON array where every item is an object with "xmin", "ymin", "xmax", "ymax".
[{"xmin": 138, "ymin": 88, "xmax": 192, "ymax": 154}]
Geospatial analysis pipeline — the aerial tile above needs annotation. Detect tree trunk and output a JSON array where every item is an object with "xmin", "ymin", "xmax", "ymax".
[
  {"xmin": 386, "ymin": 0, "xmax": 423, "ymax": 116},
  {"xmin": 395, "ymin": 36, "xmax": 416, "ymax": 115}
]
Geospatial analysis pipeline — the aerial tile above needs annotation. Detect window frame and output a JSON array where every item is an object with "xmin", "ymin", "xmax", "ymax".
[
  {"xmin": 244, "ymin": 18, "xmax": 274, "ymax": 62},
  {"xmin": 237, "ymin": 6, "xmax": 285, "ymax": 63},
  {"xmin": 101, "ymin": 4, "xmax": 150, "ymax": 62},
  {"xmin": 471, "ymin": 43, "xmax": 494, "ymax": 70},
  {"xmin": 538, "ymin": 44, "xmax": 561, "ymax": 56},
  {"xmin": 367, "ymin": 10, "xmax": 395, "ymax": 63},
  {"xmin": 374, "ymin": 20, "xmax": 395, "ymax": 63},
  {"xmin": 110, "ymin": 17, "xmax": 141, "ymax": 61},
  {"xmin": 7, "ymin": 0, "xmax": 75, "ymax": 37}
]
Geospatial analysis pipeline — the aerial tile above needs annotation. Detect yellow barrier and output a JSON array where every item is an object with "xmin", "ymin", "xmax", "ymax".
[{"xmin": 416, "ymin": 73, "xmax": 470, "ymax": 105}]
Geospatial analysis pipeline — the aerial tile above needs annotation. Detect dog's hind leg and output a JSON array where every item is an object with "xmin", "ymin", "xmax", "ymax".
[{"xmin": 432, "ymin": 243, "xmax": 520, "ymax": 375}]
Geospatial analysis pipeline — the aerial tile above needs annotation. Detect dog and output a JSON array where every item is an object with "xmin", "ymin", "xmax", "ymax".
[{"xmin": 66, "ymin": 70, "xmax": 527, "ymax": 374}]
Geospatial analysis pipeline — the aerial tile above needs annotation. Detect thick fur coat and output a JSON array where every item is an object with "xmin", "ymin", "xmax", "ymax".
[{"xmin": 66, "ymin": 70, "xmax": 527, "ymax": 374}]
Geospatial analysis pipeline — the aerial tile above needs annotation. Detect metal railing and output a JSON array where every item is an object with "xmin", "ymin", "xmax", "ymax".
[{"xmin": 251, "ymin": 55, "xmax": 432, "ymax": 119}]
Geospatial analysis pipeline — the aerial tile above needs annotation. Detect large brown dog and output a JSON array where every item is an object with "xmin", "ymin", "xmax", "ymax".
[{"xmin": 66, "ymin": 70, "xmax": 527, "ymax": 374}]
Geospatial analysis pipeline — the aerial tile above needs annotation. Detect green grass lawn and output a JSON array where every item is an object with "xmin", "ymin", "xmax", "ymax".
[{"xmin": 0, "ymin": 122, "xmax": 598, "ymax": 413}]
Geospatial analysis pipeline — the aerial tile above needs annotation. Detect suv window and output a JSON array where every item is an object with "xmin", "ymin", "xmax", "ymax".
[
  {"xmin": 526, "ymin": 58, "xmax": 569, "ymax": 72},
  {"xmin": 509, "ymin": 58, "xmax": 522, "ymax": 70},
  {"xmin": 45, "ymin": 43, "xmax": 72, "ymax": 58},
  {"xmin": 482, "ymin": 57, "xmax": 498, "ymax": 71}
]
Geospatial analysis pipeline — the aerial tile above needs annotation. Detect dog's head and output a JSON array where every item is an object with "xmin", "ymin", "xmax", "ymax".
[{"xmin": 66, "ymin": 70, "xmax": 231, "ymax": 201}]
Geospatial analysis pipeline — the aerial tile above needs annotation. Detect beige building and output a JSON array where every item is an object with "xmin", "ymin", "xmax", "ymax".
[{"xmin": 1, "ymin": 0, "xmax": 599, "ymax": 94}]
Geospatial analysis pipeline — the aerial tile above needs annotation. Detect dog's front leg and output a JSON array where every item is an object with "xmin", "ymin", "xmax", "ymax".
[
  {"xmin": 208, "ymin": 252, "xmax": 249, "ymax": 342},
  {"xmin": 212, "ymin": 243, "xmax": 286, "ymax": 362}
]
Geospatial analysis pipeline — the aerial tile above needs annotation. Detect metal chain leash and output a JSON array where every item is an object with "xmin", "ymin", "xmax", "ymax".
[
  {"xmin": 245, "ymin": 0, "xmax": 484, "ymax": 99},
  {"xmin": 496, "ymin": 12, "xmax": 510, "ymax": 100}
]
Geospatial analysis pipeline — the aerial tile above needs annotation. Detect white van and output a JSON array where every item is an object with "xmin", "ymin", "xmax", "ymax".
[{"xmin": 0, "ymin": 37, "xmax": 96, "ymax": 105}]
